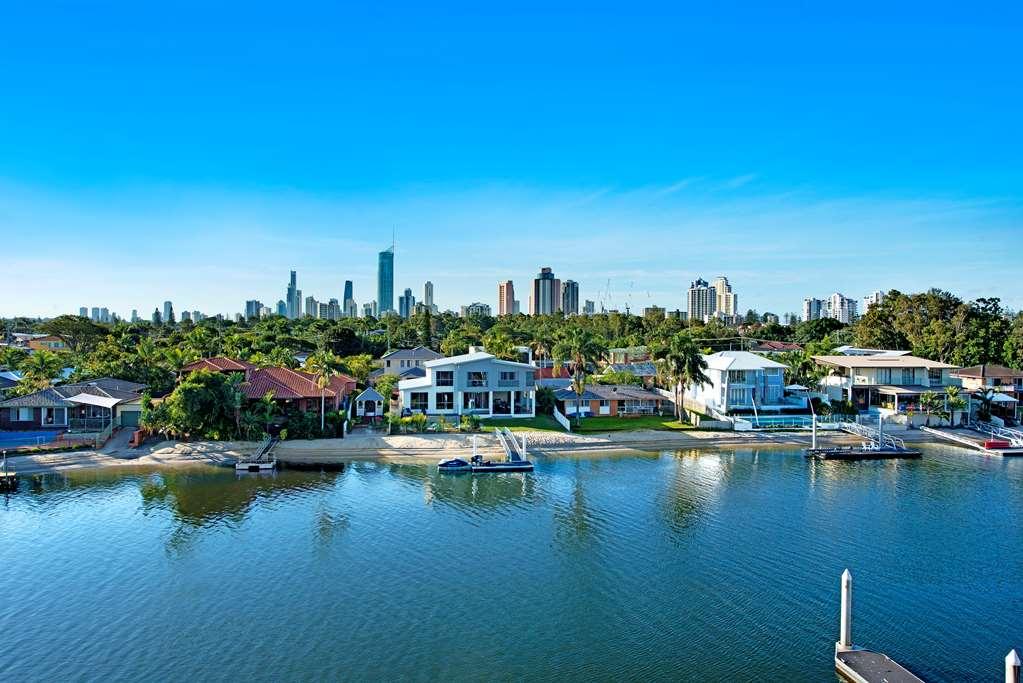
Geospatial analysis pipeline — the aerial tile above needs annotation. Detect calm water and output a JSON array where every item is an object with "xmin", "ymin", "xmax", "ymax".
[{"xmin": 1, "ymin": 447, "xmax": 1020, "ymax": 682}]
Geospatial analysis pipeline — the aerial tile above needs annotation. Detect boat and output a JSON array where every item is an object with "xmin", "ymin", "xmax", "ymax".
[{"xmin": 438, "ymin": 458, "xmax": 472, "ymax": 473}]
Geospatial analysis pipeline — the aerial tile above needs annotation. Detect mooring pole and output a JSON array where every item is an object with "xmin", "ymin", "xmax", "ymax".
[
  {"xmin": 811, "ymin": 415, "xmax": 817, "ymax": 450},
  {"xmin": 521, "ymin": 433, "xmax": 527, "ymax": 455},
  {"xmin": 1007, "ymin": 649, "xmax": 1021, "ymax": 683},
  {"xmin": 837, "ymin": 569, "xmax": 853, "ymax": 652},
  {"xmin": 472, "ymin": 435, "xmax": 478, "ymax": 460}
]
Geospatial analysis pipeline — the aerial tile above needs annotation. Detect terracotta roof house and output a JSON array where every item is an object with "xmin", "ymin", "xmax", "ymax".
[
  {"xmin": 953, "ymin": 364, "xmax": 1023, "ymax": 421},
  {"xmin": 0, "ymin": 377, "xmax": 148, "ymax": 431},
  {"xmin": 751, "ymin": 340, "xmax": 803, "ymax": 354},
  {"xmin": 181, "ymin": 357, "xmax": 356, "ymax": 414}
]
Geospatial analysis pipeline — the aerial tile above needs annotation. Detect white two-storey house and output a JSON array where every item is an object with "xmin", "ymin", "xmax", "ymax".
[
  {"xmin": 397, "ymin": 352, "xmax": 537, "ymax": 418},
  {"xmin": 813, "ymin": 354, "xmax": 959, "ymax": 413},
  {"xmin": 685, "ymin": 351, "xmax": 792, "ymax": 417}
]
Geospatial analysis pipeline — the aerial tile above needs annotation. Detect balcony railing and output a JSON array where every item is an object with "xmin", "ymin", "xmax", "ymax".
[{"xmin": 497, "ymin": 379, "xmax": 519, "ymax": 388}]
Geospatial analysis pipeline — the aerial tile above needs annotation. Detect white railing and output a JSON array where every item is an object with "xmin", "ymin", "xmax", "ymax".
[
  {"xmin": 552, "ymin": 406, "xmax": 571, "ymax": 431},
  {"xmin": 968, "ymin": 421, "xmax": 1023, "ymax": 447},
  {"xmin": 842, "ymin": 421, "xmax": 906, "ymax": 450}
]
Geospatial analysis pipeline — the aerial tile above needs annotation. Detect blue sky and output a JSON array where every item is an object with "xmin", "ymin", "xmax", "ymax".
[{"xmin": 2, "ymin": 2, "xmax": 1021, "ymax": 318}]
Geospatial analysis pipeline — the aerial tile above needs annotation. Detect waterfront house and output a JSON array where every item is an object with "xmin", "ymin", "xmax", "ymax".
[
  {"xmin": 554, "ymin": 384, "xmax": 669, "ymax": 417},
  {"xmin": 952, "ymin": 364, "xmax": 1023, "ymax": 422},
  {"xmin": 599, "ymin": 361, "xmax": 659, "ymax": 388},
  {"xmin": 181, "ymin": 357, "xmax": 356, "ymax": 414},
  {"xmin": 397, "ymin": 351, "xmax": 536, "ymax": 418},
  {"xmin": 813, "ymin": 354, "xmax": 959, "ymax": 413},
  {"xmin": 0, "ymin": 377, "xmax": 147, "ymax": 431},
  {"xmin": 684, "ymin": 351, "xmax": 794, "ymax": 417}
]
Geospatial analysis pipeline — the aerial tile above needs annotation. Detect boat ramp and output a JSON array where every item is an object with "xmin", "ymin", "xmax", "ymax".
[{"xmin": 920, "ymin": 422, "xmax": 1023, "ymax": 456}]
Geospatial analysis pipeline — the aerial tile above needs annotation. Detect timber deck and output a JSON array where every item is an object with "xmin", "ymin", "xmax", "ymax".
[{"xmin": 836, "ymin": 649, "xmax": 924, "ymax": 683}]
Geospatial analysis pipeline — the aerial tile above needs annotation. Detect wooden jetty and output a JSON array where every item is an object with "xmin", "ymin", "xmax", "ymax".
[
  {"xmin": 806, "ymin": 417, "xmax": 921, "ymax": 460},
  {"xmin": 235, "ymin": 436, "xmax": 278, "ymax": 472}
]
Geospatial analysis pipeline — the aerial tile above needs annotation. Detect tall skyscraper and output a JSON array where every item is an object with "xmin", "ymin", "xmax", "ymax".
[
  {"xmin": 826, "ymin": 293, "xmax": 858, "ymax": 324},
  {"xmin": 583, "ymin": 300, "xmax": 595, "ymax": 315},
  {"xmin": 131, "ymin": 309, "xmax": 139, "ymax": 323},
  {"xmin": 90, "ymin": 307, "xmax": 100, "ymax": 321},
  {"xmin": 305, "ymin": 295, "xmax": 319, "ymax": 318},
  {"xmin": 276, "ymin": 300, "xmax": 287, "ymax": 317},
  {"xmin": 363, "ymin": 301, "xmax": 377, "ymax": 318},
  {"xmin": 803, "ymin": 297, "xmax": 823, "ymax": 321},
  {"xmin": 286, "ymin": 270, "xmax": 301, "ymax": 319},
  {"xmin": 378, "ymin": 247, "xmax": 394, "ymax": 314},
  {"xmin": 245, "ymin": 300, "xmax": 263, "ymax": 319},
  {"xmin": 78, "ymin": 306, "xmax": 87, "ymax": 317},
  {"xmin": 711, "ymin": 276, "xmax": 737, "ymax": 316},
  {"xmin": 398, "ymin": 288, "xmax": 415, "ymax": 319},
  {"xmin": 530, "ymin": 267, "xmax": 561, "ymax": 315},
  {"xmin": 181, "ymin": 311, "xmax": 192, "ymax": 322},
  {"xmin": 862, "ymin": 290, "xmax": 885, "ymax": 313},
  {"xmin": 163, "ymin": 301, "xmax": 174, "ymax": 323},
  {"xmin": 687, "ymin": 278, "xmax": 715, "ymax": 322},
  {"xmin": 498, "ymin": 280, "xmax": 516, "ymax": 316},
  {"xmin": 343, "ymin": 280, "xmax": 353, "ymax": 306},
  {"xmin": 100, "ymin": 307, "xmax": 110, "ymax": 323},
  {"xmin": 424, "ymin": 281, "xmax": 434, "ymax": 309},
  {"xmin": 561, "ymin": 280, "xmax": 579, "ymax": 316}
]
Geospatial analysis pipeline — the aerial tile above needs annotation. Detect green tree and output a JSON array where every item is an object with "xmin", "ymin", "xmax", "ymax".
[
  {"xmin": 340, "ymin": 354, "xmax": 375, "ymax": 385},
  {"xmin": 0, "ymin": 346, "xmax": 29, "ymax": 371},
  {"xmin": 944, "ymin": 385, "xmax": 967, "ymax": 426},
  {"xmin": 652, "ymin": 332, "xmax": 710, "ymax": 422},
  {"xmin": 919, "ymin": 390, "xmax": 943, "ymax": 427},
  {"xmin": 552, "ymin": 328, "xmax": 608, "ymax": 425},
  {"xmin": 38, "ymin": 315, "xmax": 106, "ymax": 353},
  {"xmin": 482, "ymin": 328, "xmax": 518, "ymax": 360},
  {"xmin": 17, "ymin": 349, "xmax": 65, "ymax": 393},
  {"xmin": 304, "ymin": 350, "xmax": 339, "ymax": 434},
  {"xmin": 374, "ymin": 374, "xmax": 401, "ymax": 411}
]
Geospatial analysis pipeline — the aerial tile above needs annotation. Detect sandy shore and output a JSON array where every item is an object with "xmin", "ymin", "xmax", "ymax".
[{"xmin": 2, "ymin": 426, "xmax": 916, "ymax": 476}]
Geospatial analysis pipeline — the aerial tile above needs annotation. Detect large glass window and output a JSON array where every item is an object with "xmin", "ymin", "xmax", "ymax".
[
  {"xmin": 16, "ymin": 407, "xmax": 33, "ymax": 421},
  {"xmin": 467, "ymin": 371, "xmax": 488, "ymax": 387},
  {"xmin": 901, "ymin": 369, "xmax": 914, "ymax": 385},
  {"xmin": 928, "ymin": 369, "xmax": 942, "ymax": 385},
  {"xmin": 728, "ymin": 370, "xmax": 746, "ymax": 383},
  {"xmin": 435, "ymin": 371, "xmax": 454, "ymax": 387},
  {"xmin": 410, "ymin": 393, "xmax": 428, "ymax": 411},
  {"xmin": 462, "ymin": 392, "xmax": 489, "ymax": 410},
  {"xmin": 876, "ymin": 368, "xmax": 892, "ymax": 384},
  {"xmin": 436, "ymin": 392, "xmax": 454, "ymax": 410}
]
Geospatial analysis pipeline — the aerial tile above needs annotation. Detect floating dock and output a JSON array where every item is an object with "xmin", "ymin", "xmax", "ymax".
[
  {"xmin": 0, "ymin": 470, "xmax": 18, "ymax": 492},
  {"xmin": 235, "ymin": 436, "xmax": 278, "ymax": 472},
  {"xmin": 808, "ymin": 446, "xmax": 921, "ymax": 460}
]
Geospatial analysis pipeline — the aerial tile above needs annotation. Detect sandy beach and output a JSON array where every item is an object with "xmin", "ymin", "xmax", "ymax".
[{"xmin": 0, "ymin": 427, "xmax": 917, "ymax": 476}]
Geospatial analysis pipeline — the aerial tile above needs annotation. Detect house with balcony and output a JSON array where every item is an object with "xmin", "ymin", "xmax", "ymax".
[
  {"xmin": 369, "ymin": 346, "xmax": 444, "ymax": 383},
  {"xmin": 397, "ymin": 352, "xmax": 536, "ymax": 418},
  {"xmin": 813, "ymin": 354, "xmax": 959, "ymax": 413},
  {"xmin": 684, "ymin": 351, "xmax": 794, "ymax": 417},
  {"xmin": 952, "ymin": 364, "xmax": 1023, "ymax": 422},
  {"xmin": 0, "ymin": 377, "xmax": 147, "ymax": 431}
]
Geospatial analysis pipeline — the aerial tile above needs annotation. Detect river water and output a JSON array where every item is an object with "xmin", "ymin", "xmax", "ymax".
[{"xmin": 1, "ymin": 446, "xmax": 1020, "ymax": 681}]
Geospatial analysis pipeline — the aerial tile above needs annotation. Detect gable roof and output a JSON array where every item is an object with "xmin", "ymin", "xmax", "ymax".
[
  {"xmin": 355, "ymin": 387, "xmax": 385, "ymax": 403},
  {"xmin": 0, "ymin": 388, "xmax": 70, "ymax": 408},
  {"xmin": 752, "ymin": 340, "xmax": 803, "ymax": 353},
  {"xmin": 380, "ymin": 346, "xmax": 444, "ymax": 361},
  {"xmin": 182, "ymin": 357, "xmax": 257, "ymax": 373},
  {"xmin": 953, "ymin": 364, "xmax": 1023, "ymax": 380},
  {"xmin": 554, "ymin": 384, "xmax": 664, "ymax": 401},
  {"xmin": 423, "ymin": 352, "xmax": 536, "ymax": 370},
  {"xmin": 704, "ymin": 351, "xmax": 788, "ymax": 371},
  {"xmin": 242, "ymin": 367, "xmax": 355, "ymax": 401},
  {"xmin": 813, "ymin": 355, "xmax": 958, "ymax": 370}
]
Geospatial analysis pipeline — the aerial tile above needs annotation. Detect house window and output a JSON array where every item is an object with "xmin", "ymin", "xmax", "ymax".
[
  {"xmin": 901, "ymin": 369, "xmax": 914, "ymax": 385},
  {"xmin": 435, "ymin": 371, "xmax": 454, "ymax": 387},
  {"xmin": 728, "ymin": 370, "xmax": 746, "ymax": 383},
  {"xmin": 410, "ymin": 392, "xmax": 428, "ymax": 411},
  {"xmin": 728, "ymin": 388, "xmax": 746, "ymax": 405},
  {"xmin": 928, "ymin": 369, "xmax": 942, "ymax": 385},
  {"xmin": 500, "ymin": 371, "xmax": 516, "ymax": 381},
  {"xmin": 436, "ymin": 392, "xmax": 454, "ymax": 410},
  {"xmin": 876, "ymin": 368, "xmax": 892, "ymax": 384},
  {"xmin": 467, "ymin": 371, "xmax": 488, "ymax": 387},
  {"xmin": 462, "ymin": 392, "xmax": 489, "ymax": 410},
  {"xmin": 16, "ymin": 407, "xmax": 33, "ymax": 421}
]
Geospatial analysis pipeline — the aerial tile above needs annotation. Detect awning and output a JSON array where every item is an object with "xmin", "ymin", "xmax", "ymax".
[
  {"xmin": 64, "ymin": 394, "xmax": 121, "ymax": 409},
  {"xmin": 989, "ymin": 392, "xmax": 1018, "ymax": 404},
  {"xmin": 875, "ymin": 385, "xmax": 935, "ymax": 396},
  {"xmin": 785, "ymin": 384, "xmax": 809, "ymax": 391}
]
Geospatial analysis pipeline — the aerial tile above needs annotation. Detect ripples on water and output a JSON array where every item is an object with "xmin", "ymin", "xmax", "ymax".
[{"xmin": 1, "ymin": 447, "xmax": 1020, "ymax": 681}]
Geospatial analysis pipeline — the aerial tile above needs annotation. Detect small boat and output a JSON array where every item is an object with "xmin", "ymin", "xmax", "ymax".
[
  {"xmin": 470, "ymin": 460, "xmax": 534, "ymax": 473},
  {"xmin": 438, "ymin": 458, "xmax": 472, "ymax": 473}
]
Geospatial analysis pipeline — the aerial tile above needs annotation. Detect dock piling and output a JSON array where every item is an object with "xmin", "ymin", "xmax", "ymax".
[
  {"xmin": 1008, "ymin": 649, "xmax": 1020, "ymax": 683},
  {"xmin": 838, "ymin": 569, "xmax": 853, "ymax": 652},
  {"xmin": 811, "ymin": 415, "xmax": 817, "ymax": 450}
]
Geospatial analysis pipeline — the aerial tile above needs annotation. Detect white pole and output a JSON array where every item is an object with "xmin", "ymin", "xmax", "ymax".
[
  {"xmin": 812, "ymin": 415, "xmax": 817, "ymax": 450},
  {"xmin": 521, "ymin": 433, "xmax": 527, "ymax": 455},
  {"xmin": 838, "ymin": 569, "xmax": 853, "ymax": 651},
  {"xmin": 472, "ymin": 435, "xmax": 478, "ymax": 460},
  {"xmin": 1007, "ymin": 649, "xmax": 1021, "ymax": 683},
  {"xmin": 878, "ymin": 413, "xmax": 883, "ymax": 446}
]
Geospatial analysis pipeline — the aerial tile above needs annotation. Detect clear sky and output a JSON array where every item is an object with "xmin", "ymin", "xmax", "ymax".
[{"xmin": 2, "ymin": 2, "xmax": 1021, "ymax": 318}]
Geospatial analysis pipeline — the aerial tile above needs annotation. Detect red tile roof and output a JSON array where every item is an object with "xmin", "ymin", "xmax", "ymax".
[
  {"xmin": 753, "ymin": 341, "xmax": 803, "ymax": 352},
  {"xmin": 182, "ymin": 357, "xmax": 257, "ymax": 373},
  {"xmin": 242, "ymin": 367, "xmax": 356, "ymax": 401},
  {"xmin": 535, "ymin": 366, "xmax": 571, "ymax": 379}
]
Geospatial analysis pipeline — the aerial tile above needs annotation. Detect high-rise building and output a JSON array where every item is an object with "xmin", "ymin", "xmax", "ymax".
[
  {"xmin": 344, "ymin": 299, "xmax": 358, "ymax": 318},
  {"xmin": 131, "ymin": 309, "xmax": 139, "ymax": 323},
  {"xmin": 286, "ymin": 271, "xmax": 300, "ymax": 319},
  {"xmin": 378, "ymin": 247, "xmax": 394, "ymax": 314},
  {"xmin": 803, "ymin": 298, "xmax": 823, "ymax": 321},
  {"xmin": 826, "ymin": 293, "xmax": 858, "ymax": 324},
  {"xmin": 327, "ymin": 298, "xmax": 342, "ymax": 320},
  {"xmin": 711, "ymin": 276, "xmax": 737, "ymax": 317},
  {"xmin": 498, "ymin": 280, "xmax": 516, "ymax": 316},
  {"xmin": 90, "ymin": 307, "xmax": 100, "ymax": 322},
  {"xmin": 687, "ymin": 278, "xmax": 716, "ymax": 322},
  {"xmin": 305, "ymin": 295, "xmax": 319, "ymax": 318},
  {"xmin": 276, "ymin": 300, "xmax": 287, "ymax": 317},
  {"xmin": 530, "ymin": 267, "xmax": 561, "ymax": 315},
  {"xmin": 398, "ymin": 288, "xmax": 415, "ymax": 319},
  {"xmin": 643, "ymin": 305, "xmax": 666, "ymax": 319},
  {"xmin": 423, "ymin": 281, "xmax": 434, "ymax": 309},
  {"xmin": 78, "ymin": 307, "xmax": 88, "ymax": 317},
  {"xmin": 561, "ymin": 280, "xmax": 579, "ymax": 316},
  {"xmin": 363, "ymin": 301, "xmax": 377, "ymax": 318},
  {"xmin": 245, "ymin": 300, "xmax": 263, "ymax": 319},
  {"xmin": 343, "ymin": 280, "xmax": 353, "ymax": 306},
  {"xmin": 192, "ymin": 310, "xmax": 203, "ymax": 322},
  {"xmin": 461, "ymin": 302, "xmax": 492, "ymax": 317},
  {"xmin": 583, "ymin": 300, "xmax": 595, "ymax": 315},
  {"xmin": 862, "ymin": 290, "xmax": 885, "ymax": 313},
  {"xmin": 163, "ymin": 301, "xmax": 174, "ymax": 323},
  {"xmin": 181, "ymin": 311, "xmax": 192, "ymax": 322}
]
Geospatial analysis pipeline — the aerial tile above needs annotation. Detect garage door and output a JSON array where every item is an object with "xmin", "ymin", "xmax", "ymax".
[{"xmin": 120, "ymin": 410, "xmax": 141, "ymax": 428}]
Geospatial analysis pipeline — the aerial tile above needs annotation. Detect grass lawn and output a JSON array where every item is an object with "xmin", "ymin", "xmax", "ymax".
[
  {"xmin": 571, "ymin": 415, "xmax": 694, "ymax": 433},
  {"xmin": 479, "ymin": 415, "xmax": 566, "ymax": 432}
]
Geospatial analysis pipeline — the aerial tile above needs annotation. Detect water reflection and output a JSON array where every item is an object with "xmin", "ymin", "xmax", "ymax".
[{"xmin": 387, "ymin": 463, "xmax": 538, "ymax": 511}]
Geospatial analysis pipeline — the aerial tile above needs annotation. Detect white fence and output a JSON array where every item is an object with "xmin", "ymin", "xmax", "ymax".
[{"xmin": 552, "ymin": 406, "xmax": 571, "ymax": 431}]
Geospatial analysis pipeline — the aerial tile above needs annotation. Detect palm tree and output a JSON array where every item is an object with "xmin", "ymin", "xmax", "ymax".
[
  {"xmin": 18, "ymin": 350, "xmax": 65, "ymax": 392},
  {"xmin": 483, "ymin": 329, "xmax": 517, "ymax": 360},
  {"xmin": 305, "ymin": 350, "xmax": 339, "ymax": 434},
  {"xmin": 530, "ymin": 332, "xmax": 553, "ymax": 368},
  {"xmin": 919, "ymin": 390, "xmax": 942, "ymax": 427},
  {"xmin": 652, "ymin": 332, "xmax": 710, "ymax": 422},
  {"xmin": 944, "ymin": 385, "xmax": 967, "ymax": 426},
  {"xmin": 552, "ymin": 329, "xmax": 607, "ymax": 425}
]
